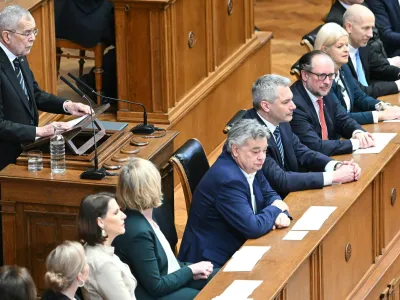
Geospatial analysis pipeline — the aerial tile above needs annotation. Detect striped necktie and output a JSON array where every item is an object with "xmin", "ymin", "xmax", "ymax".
[
  {"xmin": 273, "ymin": 126, "xmax": 285, "ymax": 166},
  {"xmin": 13, "ymin": 58, "xmax": 29, "ymax": 100},
  {"xmin": 317, "ymin": 98, "xmax": 328, "ymax": 140},
  {"xmin": 355, "ymin": 50, "xmax": 368, "ymax": 86}
]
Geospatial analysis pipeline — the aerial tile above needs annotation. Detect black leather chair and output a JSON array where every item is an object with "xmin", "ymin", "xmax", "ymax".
[
  {"xmin": 300, "ymin": 24, "xmax": 324, "ymax": 51},
  {"xmin": 169, "ymin": 139, "xmax": 209, "ymax": 215},
  {"xmin": 290, "ymin": 60, "xmax": 301, "ymax": 79},
  {"xmin": 223, "ymin": 109, "xmax": 247, "ymax": 134}
]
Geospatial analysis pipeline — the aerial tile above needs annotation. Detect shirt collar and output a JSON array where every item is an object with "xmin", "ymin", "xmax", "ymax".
[
  {"xmin": 256, "ymin": 111, "xmax": 277, "ymax": 134},
  {"xmin": 303, "ymin": 83, "xmax": 320, "ymax": 104},
  {"xmin": 0, "ymin": 41, "xmax": 17, "ymax": 66},
  {"xmin": 339, "ymin": 1, "xmax": 351, "ymax": 9},
  {"xmin": 239, "ymin": 167, "xmax": 256, "ymax": 181},
  {"xmin": 348, "ymin": 44, "xmax": 358, "ymax": 59}
]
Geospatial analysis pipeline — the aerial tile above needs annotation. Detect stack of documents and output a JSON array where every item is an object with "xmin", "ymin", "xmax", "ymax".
[
  {"xmin": 223, "ymin": 246, "xmax": 270, "ymax": 272},
  {"xmin": 212, "ymin": 280, "xmax": 262, "ymax": 300}
]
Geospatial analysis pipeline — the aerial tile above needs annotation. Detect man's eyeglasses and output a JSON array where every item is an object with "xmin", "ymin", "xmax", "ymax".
[
  {"xmin": 6, "ymin": 28, "xmax": 39, "ymax": 38},
  {"xmin": 307, "ymin": 71, "xmax": 336, "ymax": 81}
]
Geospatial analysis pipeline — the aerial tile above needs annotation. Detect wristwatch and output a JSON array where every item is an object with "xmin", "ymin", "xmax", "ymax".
[{"xmin": 333, "ymin": 162, "xmax": 343, "ymax": 171}]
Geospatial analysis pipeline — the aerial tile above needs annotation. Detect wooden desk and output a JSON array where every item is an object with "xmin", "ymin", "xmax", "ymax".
[
  {"xmin": 196, "ymin": 125, "xmax": 400, "ymax": 299},
  {"xmin": 0, "ymin": 130, "xmax": 177, "ymax": 293}
]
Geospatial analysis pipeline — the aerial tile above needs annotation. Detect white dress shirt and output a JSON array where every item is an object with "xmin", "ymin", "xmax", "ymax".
[
  {"xmin": 303, "ymin": 85, "xmax": 361, "ymax": 150},
  {"xmin": 256, "ymin": 112, "xmax": 336, "ymax": 185},
  {"xmin": 339, "ymin": 1, "xmax": 351, "ymax": 10},
  {"xmin": 239, "ymin": 168, "xmax": 257, "ymax": 214}
]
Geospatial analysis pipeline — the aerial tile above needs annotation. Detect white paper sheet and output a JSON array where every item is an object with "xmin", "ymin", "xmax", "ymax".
[
  {"xmin": 212, "ymin": 280, "xmax": 262, "ymax": 300},
  {"xmin": 291, "ymin": 206, "xmax": 337, "ymax": 231},
  {"xmin": 223, "ymin": 246, "xmax": 270, "ymax": 272},
  {"xmin": 282, "ymin": 230, "xmax": 309, "ymax": 240},
  {"xmin": 66, "ymin": 115, "xmax": 86, "ymax": 128},
  {"xmin": 383, "ymin": 119, "xmax": 400, "ymax": 122},
  {"xmin": 353, "ymin": 133, "xmax": 397, "ymax": 154}
]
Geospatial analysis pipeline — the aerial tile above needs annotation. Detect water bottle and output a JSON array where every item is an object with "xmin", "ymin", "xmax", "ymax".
[{"xmin": 50, "ymin": 128, "xmax": 66, "ymax": 174}]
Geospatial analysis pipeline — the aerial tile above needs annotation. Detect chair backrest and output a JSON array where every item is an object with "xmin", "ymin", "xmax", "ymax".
[
  {"xmin": 300, "ymin": 24, "xmax": 324, "ymax": 51},
  {"xmin": 223, "ymin": 109, "xmax": 247, "ymax": 134},
  {"xmin": 169, "ymin": 139, "xmax": 209, "ymax": 215},
  {"xmin": 290, "ymin": 60, "xmax": 301, "ymax": 80}
]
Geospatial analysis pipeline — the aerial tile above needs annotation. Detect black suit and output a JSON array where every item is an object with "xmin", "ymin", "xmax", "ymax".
[
  {"xmin": 55, "ymin": 0, "xmax": 115, "ymax": 48},
  {"xmin": 0, "ymin": 46, "xmax": 66, "ymax": 171},
  {"xmin": 290, "ymin": 80, "xmax": 363, "ymax": 156},
  {"xmin": 326, "ymin": 0, "xmax": 346, "ymax": 25},
  {"xmin": 243, "ymin": 108, "xmax": 332, "ymax": 198},
  {"xmin": 346, "ymin": 45, "xmax": 400, "ymax": 98}
]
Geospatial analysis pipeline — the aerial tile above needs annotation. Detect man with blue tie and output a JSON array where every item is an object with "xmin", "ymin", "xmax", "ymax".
[
  {"xmin": 178, "ymin": 119, "xmax": 291, "ymax": 267},
  {"xmin": 343, "ymin": 4, "xmax": 400, "ymax": 97},
  {"xmin": 243, "ymin": 74, "xmax": 361, "ymax": 198}
]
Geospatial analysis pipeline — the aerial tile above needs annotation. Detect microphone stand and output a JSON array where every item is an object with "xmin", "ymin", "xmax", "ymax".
[
  {"xmin": 60, "ymin": 76, "xmax": 107, "ymax": 180},
  {"xmin": 67, "ymin": 72, "xmax": 155, "ymax": 135}
]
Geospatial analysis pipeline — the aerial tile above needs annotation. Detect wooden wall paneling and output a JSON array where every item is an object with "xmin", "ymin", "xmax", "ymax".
[
  {"xmin": 373, "ymin": 175, "xmax": 382, "ymax": 262},
  {"xmin": 286, "ymin": 258, "xmax": 311, "ymax": 299},
  {"xmin": 322, "ymin": 185, "xmax": 374, "ymax": 300},
  {"xmin": 274, "ymin": 286, "xmax": 288, "ymax": 300},
  {"xmin": 206, "ymin": 0, "xmax": 215, "ymax": 74},
  {"xmin": 0, "ymin": 201, "xmax": 16, "ymax": 265},
  {"xmin": 310, "ymin": 244, "xmax": 323, "ymax": 300}
]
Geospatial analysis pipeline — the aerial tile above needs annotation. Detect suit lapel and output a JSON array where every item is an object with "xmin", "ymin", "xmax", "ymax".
[
  {"xmin": 338, "ymin": 69, "xmax": 353, "ymax": 109},
  {"xmin": 19, "ymin": 57, "xmax": 38, "ymax": 120},
  {"xmin": 297, "ymin": 82, "xmax": 321, "ymax": 134},
  {"xmin": 359, "ymin": 47, "xmax": 369, "ymax": 81}
]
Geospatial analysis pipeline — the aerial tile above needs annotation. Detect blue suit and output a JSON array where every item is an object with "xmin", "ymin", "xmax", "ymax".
[
  {"xmin": 178, "ymin": 150, "xmax": 286, "ymax": 268},
  {"xmin": 290, "ymin": 80, "xmax": 363, "ymax": 156},
  {"xmin": 243, "ymin": 109, "xmax": 332, "ymax": 198},
  {"xmin": 331, "ymin": 64, "xmax": 379, "ymax": 125},
  {"xmin": 367, "ymin": 0, "xmax": 400, "ymax": 57}
]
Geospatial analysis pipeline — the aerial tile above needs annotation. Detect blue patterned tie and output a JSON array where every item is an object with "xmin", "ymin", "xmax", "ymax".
[
  {"xmin": 355, "ymin": 51, "xmax": 368, "ymax": 86},
  {"xmin": 13, "ymin": 58, "xmax": 29, "ymax": 100},
  {"xmin": 274, "ymin": 126, "xmax": 284, "ymax": 166}
]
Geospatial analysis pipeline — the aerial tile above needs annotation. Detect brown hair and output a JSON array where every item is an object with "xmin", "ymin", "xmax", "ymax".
[
  {"xmin": 0, "ymin": 265, "xmax": 37, "ymax": 300},
  {"xmin": 45, "ymin": 241, "xmax": 86, "ymax": 292},
  {"xmin": 117, "ymin": 158, "xmax": 162, "ymax": 211},
  {"xmin": 78, "ymin": 192, "xmax": 115, "ymax": 246}
]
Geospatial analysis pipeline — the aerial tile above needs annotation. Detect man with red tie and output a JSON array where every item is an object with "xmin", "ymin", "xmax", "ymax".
[{"xmin": 290, "ymin": 50, "xmax": 375, "ymax": 156}]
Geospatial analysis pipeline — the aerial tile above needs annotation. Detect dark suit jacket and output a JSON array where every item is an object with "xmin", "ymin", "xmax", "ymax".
[
  {"xmin": 41, "ymin": 289, "xmax": 81, "ymax": 300},
  {"xmin": 326, "ymin": 0, "xmax": 346, "ymax": 25},
  {"xmin": 368, "ymin": 0, "xmax": 400, "ymax": 57},
  {"xmin": 346, "ymin": 45, "xmax": 400, "ymax": 98},
  {"xmin": 55, "ymin": 0, "xmax": 115, "ymax": 48},
  {"xmin": 178, "ymin": 150, "xmax": 286, "ymax": 268},
  {"xmin": 290, "ymin": 80, "xmax": 363, "ymax": 156},
  {"xmin": 113, "ymin": 209, "xmax": 196, "ymax": 299},
  {"xmin": 332, "ymin": 64, "xmax": 379, "ymax": 125},
  {"xmin": 0, "ymin": 47, "xmax": 66, "ymax": 170},
  {"xmin": 243, "ymin": 108, "xmax": 332, "ymax": 198}
]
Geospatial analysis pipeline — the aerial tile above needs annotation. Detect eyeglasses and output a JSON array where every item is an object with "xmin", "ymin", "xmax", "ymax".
[
  {"xmin": 307, "ymin": 71, "xmax": 336, "ymax": 81},
  {"xmin": 6, "ymin": 28, "xmax": 39, "ymax": 38}
]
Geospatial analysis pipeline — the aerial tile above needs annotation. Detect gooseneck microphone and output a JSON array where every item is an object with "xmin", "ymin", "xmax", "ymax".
[
  {"xmin": 60, "ymin": 76, "xmax": 107, "ymax": 180},
  {"xmin": 67, "ymin": 72, "xmax": 155, "ymax": 135}
]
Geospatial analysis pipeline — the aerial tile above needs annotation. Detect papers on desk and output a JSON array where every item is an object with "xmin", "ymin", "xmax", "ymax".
[
  {"xmin": 291, "ymin": 206, "xmax": 337, "ymax": 231},
  {"xmin": 353, "ymin": 133, "xmax": 397, "ymax": 154},
  {"xmin": 383, "ymin": 119, "xmax": 400, "ymax": 122},
  {"xmin": 66, "ymin": 115, "xmax": 86, "ymax": 127},
  {"xmin": 223, "ymin": 246, "xmax": 270, "ymax": 272},
  {"xmin": 282, "ymin": 230, "xmax": 309, "ymax": 240},
  {"xmin": 212, "ymin": 280, "xmax": 262, "ymax": 300}
]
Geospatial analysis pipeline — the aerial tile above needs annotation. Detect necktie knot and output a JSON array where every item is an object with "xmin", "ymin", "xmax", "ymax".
[{"xmin": 13, "ymin": 58, "xmax": 20, "ymax": 74}]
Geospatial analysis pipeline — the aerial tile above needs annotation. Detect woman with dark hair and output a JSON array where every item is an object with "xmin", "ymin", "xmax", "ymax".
[
  {"xmin": 78, "ymin": 192, "xmax": 137, "ymax": 299},
  {"xmin": 0, "ymin": 265, "xmax": 36, "ymax": 300},
  {"xmin": 42, "ymin": 241, "xmax": 88, "ymax": 300}
]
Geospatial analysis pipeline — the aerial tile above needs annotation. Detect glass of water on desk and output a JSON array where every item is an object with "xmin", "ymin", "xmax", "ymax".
[{"xmin": 28, "ymin": 150, "xmax": 43, "ymax": 172}]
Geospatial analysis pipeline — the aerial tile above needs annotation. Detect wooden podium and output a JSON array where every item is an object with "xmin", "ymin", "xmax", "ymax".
[{"xmin": 0, "ymin": 0, "xmax": 59, "ymax": 126}]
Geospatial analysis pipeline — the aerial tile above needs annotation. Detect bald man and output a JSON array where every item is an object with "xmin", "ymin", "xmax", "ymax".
[{"xmin": 343, "ymin": 4, "xmax": 400, "ymax": 98}]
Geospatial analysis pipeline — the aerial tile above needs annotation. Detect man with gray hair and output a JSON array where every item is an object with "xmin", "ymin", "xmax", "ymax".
[
  {"xmin": 0, "ymin": 5, "xmax": 91, "ymax": 171},
  {"xmin": 343, "ymin": 4, "xmax": 400, "ymax": 97},
  {"xmin": 243, "ymin": 74, "xmax": 361, "ymax": 198},
  {"xmin": 178, "ymin": 119, "xmax": 291, "ymax": 267}
]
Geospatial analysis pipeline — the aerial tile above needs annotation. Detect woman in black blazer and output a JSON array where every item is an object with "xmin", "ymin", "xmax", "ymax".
[
  {"xmin": 113, "ymin": 158, "xmax": 218, "ymax": 300},
  {"xmin": 42, "ymin": 241, "xmax": 89, "ymax": 300}
]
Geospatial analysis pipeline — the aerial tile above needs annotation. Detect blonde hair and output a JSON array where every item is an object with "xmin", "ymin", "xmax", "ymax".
[
  {"xmin": 314, "ymin": 22, "xmax": 349, "ymax": 51},
  {"xmin": 45, "ymin": 241, "xmax": 86, "ymax": 292},
  {"xmin": 117, "ymin": 158, "xmax": 162, "ymax": 211}
]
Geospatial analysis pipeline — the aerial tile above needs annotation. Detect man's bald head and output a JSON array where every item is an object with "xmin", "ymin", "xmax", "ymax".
[{"xmin": 343, "ymin": 4, "xmax": 374, "ymax": 48}]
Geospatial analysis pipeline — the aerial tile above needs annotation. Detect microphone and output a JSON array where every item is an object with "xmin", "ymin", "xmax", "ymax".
[
  {"xmin": 67, "ymin": 72, "xmax": 155, "ymax": 135},
  {"xmin": 60, "ymin": 76, "xmax": 107, "ymax": 180}
]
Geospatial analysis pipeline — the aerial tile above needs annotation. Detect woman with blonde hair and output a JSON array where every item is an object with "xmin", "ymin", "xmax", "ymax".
[
  {"xmin": 78, "ymin": 192, "xmax": 137, "ymax": 299},
  {"xmin": 42, "ymin": 241, "xmax": 88, "ymax": 300},
  {"xmin": 314, "ymin": 22, "xmax": 400, "ymax": 124},
  {"xmin": 0, "ymin": 265, "xmax": 36, "ymax": 300},
  {"xmin": 114, "ymin": 157, "xmax": 217, "ymax": 300}
]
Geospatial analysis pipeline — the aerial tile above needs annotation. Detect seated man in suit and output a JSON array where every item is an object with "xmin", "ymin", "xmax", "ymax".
[
  {"xmin": 178, "ymin": 119, "xmax": 291, "ymax": 267},
  {"xmin": 314, "ymin": 22, "xmax": 400, "ymax": 124},
  {"xmin": 290, "ymin": 50, "xmax": 375, "ymax": 156},
  {"xmin": 367, "ymin": 0, "xmax": 400, "ymax": 58},
  {"xmin": 326, "ymin": 0, "xmax": 400, "ymax": 69},
  {"xmin": 343, "ymin": 4, "xmax": 400, "ymax": 98},
  {"xmin": 244, "ymin": 74, "xmax": 361, "ymax": 199}
]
